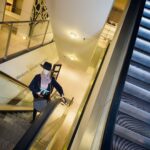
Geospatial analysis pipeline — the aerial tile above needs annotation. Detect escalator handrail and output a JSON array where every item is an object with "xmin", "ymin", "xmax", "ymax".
[
  {"xmin": 14, "ymin": 99, "xmax": 60, "ymax": 150},
  {"xmin": 0, "ymin": 71, "xmax": 28, "ymax": 88}
]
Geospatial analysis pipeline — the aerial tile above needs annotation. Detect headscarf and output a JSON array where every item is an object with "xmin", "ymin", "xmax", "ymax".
[{"xmin": 40, "ymin": 73, "xmax": 51, "ymax": 90}]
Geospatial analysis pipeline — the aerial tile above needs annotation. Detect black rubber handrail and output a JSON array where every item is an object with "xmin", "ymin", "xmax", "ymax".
[
  {"xmin": 14, "ymin": 99, "xmax": 60, "ymax": 150},
  {"xmin": 101, "ymin": 0, "xmax": 146, "ymax": 149}
]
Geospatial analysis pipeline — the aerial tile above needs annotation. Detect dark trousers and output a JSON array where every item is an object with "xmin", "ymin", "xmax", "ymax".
[{"xmin": 32, "ymin": 108, "xmax": 37, "ymax": 121}]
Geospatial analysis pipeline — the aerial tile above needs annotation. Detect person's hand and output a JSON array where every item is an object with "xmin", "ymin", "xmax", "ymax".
[
  {"xmin": 36, "ymin": 92, "xmax": 43, "ymax": 98},
  {"xmin": 37, "ymin": 92, "xmax": 41, "ymax": 95},
  {"xmin": 38, "ymin": 94, "xmax": 43, "ymax": 98},
  {"xmin": 61, "ymin": 95, "xmax": 66, "ymax": 103}
]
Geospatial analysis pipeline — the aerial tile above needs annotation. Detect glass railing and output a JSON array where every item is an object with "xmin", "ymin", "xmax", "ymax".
[
  {"xmin": 0, "ymin": 20, "xmax": 53, "ymax": 60},
  {"xmin": 0, "ymin": 71, "xmax": 33, "ymax": 107},
  {"xmin": 0, "ymin": 71, "xmax": 34, "ymax": 149}
]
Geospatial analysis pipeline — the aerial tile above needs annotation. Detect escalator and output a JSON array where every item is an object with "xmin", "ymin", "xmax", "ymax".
[
  {"xmin": 0, "ymin": 71, "xmax": 33, "ymax": 149},
  {"xmin": 0, "ymin": 111, "xmax": 32, "ymax": 149},
  {"xmin": 113, "ymin": 0, "xmax": 150, "ymax": 149}
]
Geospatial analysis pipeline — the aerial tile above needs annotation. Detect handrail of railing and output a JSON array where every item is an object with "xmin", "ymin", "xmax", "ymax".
[
  {"xmin": 0, "ymin": 19, "xmax": 49, "ymax": 24},
  {"xmin": 0, "ymin": 18, "xmax": 52, "ymax": 62},
  {"xmin": 0, "ymin": 70, "xmax": 28, "ymax": 88},
  {"xmin": 101, "ymin": 0, "xmax": 146, "ymax": 149}
]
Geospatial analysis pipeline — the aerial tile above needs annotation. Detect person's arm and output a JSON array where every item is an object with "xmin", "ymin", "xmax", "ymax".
[
  {"xmin": 52, "ymin": 77, "xmax": 64, "ymax": 96},
  {"xmin": 29, "ymin": 75, "xmax": 40, "ymax": 94}
]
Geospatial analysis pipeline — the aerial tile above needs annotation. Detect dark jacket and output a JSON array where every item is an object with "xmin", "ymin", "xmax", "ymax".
[{"xmin": 29, "ymin": 74, "xmax": 64, "ymax": 100}]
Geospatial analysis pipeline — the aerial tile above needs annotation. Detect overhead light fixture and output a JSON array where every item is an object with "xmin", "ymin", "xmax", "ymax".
[
  {"xmin": 67, "ymin": 54, "xmax": 78, "ymax": 61},
  {"xmin": 23, "ymin": 36, "xmax": 27, "ymax": 40},
  {"xmin": 70, "ymin": 32, "xmax": 79, "ymax": 39}
]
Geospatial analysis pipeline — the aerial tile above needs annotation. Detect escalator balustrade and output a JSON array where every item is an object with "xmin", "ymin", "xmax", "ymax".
[{"xmin": 113, "ymin": 0, "xmax": 150, "ymax": 149}]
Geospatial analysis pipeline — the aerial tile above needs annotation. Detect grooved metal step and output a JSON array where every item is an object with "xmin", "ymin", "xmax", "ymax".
[
  {"xmin": 138, "ymin": 26, "xmax": 150, "ymax": 41},
  {"xmin": 0, "ymin": 112, "xmax": 32, "ymax": 150},
  {"xmin": 123, "ymin": 82, "xmax": 150, "ymax": 103},
  {"xmin": 132, "ymin": 50, "xmax": 150, "ymax": 68},
  {"xmin": 135, "ymin": 37, "xmax": 150, "ymax": 54},
  {"xmin": 114, "ymin": 125, "xmax": 150, "ymax": 149},
  {"xmin": 140, "ymin": 17, "xmax": 150, "ymax": 29},
  {"xmin": 126, "ymin": 75, "xmax": 150, "ymax": 90},
  {"xmin": 128, "ymin": 65, "xmax": 150, "ymax": 83},
  {"xmin": 121, "ymin": 92, "xmax": 150, "ymax": 113},
  {"xmin": 145, "ymin": 0, "xmax": 150, "ymax": 9},
  {"xmin": 143, "ymin": 8, "xmax": 150, "ymax": 19},
  {"xmin": 113, "ymin": 135, "xmax": 149, "ymax": 150},
  {"xmin": 116, "ymin": 112, "xmax": 150, "ymax": 138},
  {"xmin": 131, "ymin": 61, "xmax": 150, "ymax": 73},
  {"xmin": 119, "ymin": 101, "xmax": 150, "ymax": 125}
]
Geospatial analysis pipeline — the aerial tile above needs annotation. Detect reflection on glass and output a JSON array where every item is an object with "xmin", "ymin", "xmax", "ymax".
[
  {"xmin": 29, "ymin": 21, "xmax": 48, "ymax": 47},
  {"xmin": 8, "ymin": 22, "xmax": 30, "ymax": 55},
  {"xmin": 0, "ymin": 73, "xmax": 33, "ymax": 106},
  {"xmin": 44, "ymin": 23, "xmax": 53, "ymax": 44},
  {"xmin": 0, "ymin": 24, "xmax": 10, "ymax": 58},
  {"xmin": 0, "ymin": 20, "xmax": 53, "ymax": 59},
  {"xmin": 0, "ymin": 71, "xmax": 33, "ymax": 150},
  {"xmin": 5, "ymin": 0, "xmax": 23, "ymax": 15}
]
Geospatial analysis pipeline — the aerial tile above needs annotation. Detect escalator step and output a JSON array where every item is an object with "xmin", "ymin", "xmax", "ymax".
[
  {"xmin": 138, "ymin": 26, "xmax": 150, "ymax": 41},
  {"xmin": 122, "ymin": 92, "xmax": 150, "ymax": 113},
  {"xmin": 143, "ymin": 8, "xmax": 150, "ymax": 19},
  {"xmin": 113, "ymin": 135, "xmax": 148, "ymax": 150},
  {"xmin": 116, "ymin": 112, "xmax": 150, "ymax": 138},
  {"xmin": 130, "ymin": 61, "xmax": 150, "ymax": 73},
  {"xmin": 140, "ymin": 17, "xmax": 150, "ymax": 30},
  {"xmin": 123, "ymin": 82, "xmax": 150, "ymax": 103},
  {"xmin": 119, "ymin": 101, "xmax": 150, "ymax": 125},
  {"xmin": 128, "ymin": 64, "xmax": 150, "ymax": 84},
  {"xmin": 0, "ymin": 112, "xmax": 31, "ymax": 150},
  {"xmin": 114, "ymin": 125, "xmax": 150, "ymax": 149},
  {"xmin": 131, "ymin": 50, "xmax": 150, "ymax": 69},
  {"xmin": 126, "ymin": 75, "xmax": 150, "ymax": 91},
  {"xmin": 145, "ymin": 0, "xmax": 150, "ymax": 9},
  {"xmin": 0, "ymin": 137, "xmax": 14, "ymax": 150},
  {"xmin": 135, "ymin": 37, "xmax": 150, "ymax": 54}
]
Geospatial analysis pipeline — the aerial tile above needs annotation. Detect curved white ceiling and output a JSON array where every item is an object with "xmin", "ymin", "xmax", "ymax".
[{"xmin": 46, "ymin": 0, "xmax": 114, "ymax": 68}]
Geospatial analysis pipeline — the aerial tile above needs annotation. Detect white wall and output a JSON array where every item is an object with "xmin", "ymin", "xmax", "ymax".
[
  {"xmin": 45, "ymin": 0, "xmax": 114, "ymax": 69},
  {"xmin": 0, "ymin": 43, "xmax": 59, "ymax": 84},
  {"xmin": 0, "ymin": 0, "xmax": 5, "ymax": 22},
  {"xmin": 17, "ymin": 0, "xmax": 34, "ymax": 37}
]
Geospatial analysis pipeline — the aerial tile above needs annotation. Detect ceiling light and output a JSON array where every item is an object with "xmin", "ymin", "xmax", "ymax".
[
  {"xmin": 67, "ymin": 54, "xmax": 78, "ymax": 61},
  {"xmin": 70, "ymin": 32, "xmax": 79, "ymax": 39},
  {"xmin": 23, "ymin": 36, "xmax": 27, "ymax": 40}
]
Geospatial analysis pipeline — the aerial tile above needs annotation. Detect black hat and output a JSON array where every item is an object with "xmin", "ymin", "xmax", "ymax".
[{"xmin": 41, "ymin": 61, "xmax": 52, "ymax": 71}]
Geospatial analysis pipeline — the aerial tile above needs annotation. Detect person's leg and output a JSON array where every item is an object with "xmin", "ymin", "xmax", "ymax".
[{"xmin": 32, "ymin": 108, "xmax": 37, "ymax": 121}]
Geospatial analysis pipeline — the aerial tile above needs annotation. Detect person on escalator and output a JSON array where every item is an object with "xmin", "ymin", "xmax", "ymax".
[{"xmin": 29, "ymin": 61, "xmax": 65, "ymax": 122}]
